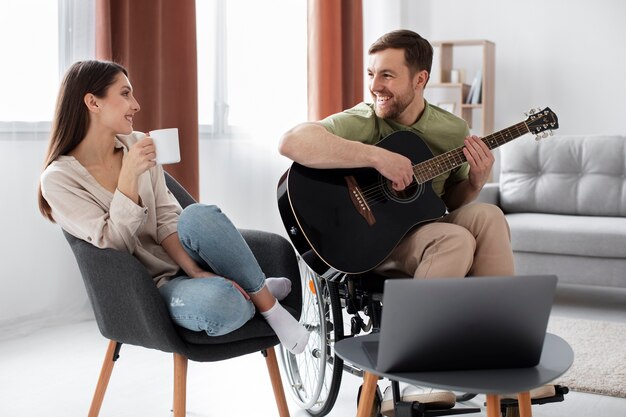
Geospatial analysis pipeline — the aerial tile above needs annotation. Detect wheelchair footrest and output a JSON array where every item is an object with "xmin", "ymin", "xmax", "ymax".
[
  {"xmin": 394, "ymin": 401, "xmax": 481, "ymax": 417},
  {"xmin": 499, "ymin": 385, "xmax": 569, "ymax": 412}
]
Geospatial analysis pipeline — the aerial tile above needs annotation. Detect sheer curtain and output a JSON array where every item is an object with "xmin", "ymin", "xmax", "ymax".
[
  {"xmin": 0, "ymin": 0, "xmax": 96, "ymax": 340},
  {"xmin": 195, "ymin": 0, "xmax": 308, "ymax": 234}
]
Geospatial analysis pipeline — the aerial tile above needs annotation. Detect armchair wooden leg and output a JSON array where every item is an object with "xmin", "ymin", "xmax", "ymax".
[
  {"xmin": 264, "ymin": 347, "xmax": 290, "ymax": 417},
  {"xmin": 88, "ymin": 340, "xmax": 121, "ymax": 417},
  {"xmin": 173, "ymin": 353, "xmax": 188, "ymax": 417}
]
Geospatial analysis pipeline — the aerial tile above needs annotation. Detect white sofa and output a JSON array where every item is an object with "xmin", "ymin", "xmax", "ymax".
[{"xmin": 478, "ymin": 134, "xmax": 626, "ymax": 288}]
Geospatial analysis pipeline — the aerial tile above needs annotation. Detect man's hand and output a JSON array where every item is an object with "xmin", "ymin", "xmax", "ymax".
[
  {"xmin": 372, "ymin": 147, "xmax": 415, "ymax": 191},
  {"xmin": 462, "ymin": 135, "xmax": 494, "ymax": 191}
]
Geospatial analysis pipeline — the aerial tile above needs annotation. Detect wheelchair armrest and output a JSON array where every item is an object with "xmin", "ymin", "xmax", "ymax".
[
  {"xmin": 63, "ymin": 231, "xmax": 186, "ymax": 353},
  {"xmin": 240, "ymin": 229, "xmax": 302, "ymax": 319}
]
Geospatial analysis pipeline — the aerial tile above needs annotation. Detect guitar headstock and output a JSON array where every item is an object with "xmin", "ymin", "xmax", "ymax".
[{"xmin": 524, "ymin": 107, "xmax": 559, "ymax": 140}]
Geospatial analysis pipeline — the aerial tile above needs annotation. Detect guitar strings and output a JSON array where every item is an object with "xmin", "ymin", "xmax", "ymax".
[{"xmin": 354, "ymin": 122, "xmax": 531, "ymax": 208}]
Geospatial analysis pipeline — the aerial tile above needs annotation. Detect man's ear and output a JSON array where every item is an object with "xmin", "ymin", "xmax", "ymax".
[
  {"xmin": 84, "ymin": 93, "xmax": 100, "ymax": 113},
  {"xmin": 414, "ymin": 70, "xmax": 429, "ymax": 89}
]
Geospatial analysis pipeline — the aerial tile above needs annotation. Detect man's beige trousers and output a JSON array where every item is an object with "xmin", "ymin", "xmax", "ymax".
[{"xmin": 375, "ymin": 203, "xmax": 515, "ymax": 278}]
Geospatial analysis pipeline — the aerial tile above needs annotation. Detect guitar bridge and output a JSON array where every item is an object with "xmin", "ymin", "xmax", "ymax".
[{"xmin": 344, "ymin": 176, "xmax": 376, "ymax": 226}]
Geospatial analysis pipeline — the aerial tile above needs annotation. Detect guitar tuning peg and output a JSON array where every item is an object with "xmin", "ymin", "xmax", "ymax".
[
  {"xmin": 549, "ymin": 130, "xmax": 554, "ymax": 136},
  {"xmin": 534, "ymin": 135, "xmax": 541, "ymax": 142}
]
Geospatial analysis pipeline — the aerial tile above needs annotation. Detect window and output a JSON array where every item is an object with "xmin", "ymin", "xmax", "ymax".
[
  {"xmin": 0, "ymin": 0, "xmax": 59, "ymax": 123},
  {"xmin": 196, "ymin": 0, "xmax": 307, "ymax": 140},
  {"xmin": 1, "ymin": 0, "xmax": 306, "ymax": 138},
  {"xmin": 0, "ymin": 0, "xmax": 94, "ymax": 126},
  {"xmin": 0, "ymin": 0, "xmax": 94, "ymax": 136}
]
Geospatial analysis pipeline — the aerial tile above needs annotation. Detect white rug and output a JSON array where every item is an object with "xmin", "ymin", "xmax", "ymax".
[{"xmin": 547, "ymin": 316, "xmax": 626, "ymax": 398}]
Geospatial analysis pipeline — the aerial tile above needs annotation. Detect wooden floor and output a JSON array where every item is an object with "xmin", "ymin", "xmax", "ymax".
[{"xmin": 0, "ymin": 283, "xmax": 624, "ymax": 417}]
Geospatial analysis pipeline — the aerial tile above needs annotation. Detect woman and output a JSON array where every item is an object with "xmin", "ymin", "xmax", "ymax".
[{"xmin": 38, "ymin": 60, "xmax": 309, "ymax": 354}]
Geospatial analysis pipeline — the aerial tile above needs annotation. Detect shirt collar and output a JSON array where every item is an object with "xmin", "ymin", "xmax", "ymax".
[
  {"xmin": 411, "ymin": 99, "xmax": 432, "ymax": 134},
  {"xmin": 383, "ymin": 99, "xmax": 431, "ymax": 134}
]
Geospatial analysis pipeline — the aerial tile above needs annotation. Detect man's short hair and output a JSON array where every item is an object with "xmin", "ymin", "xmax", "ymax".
[{"xmin": 368, "ymin": 30, "xmax": 433, "ymax": 77}]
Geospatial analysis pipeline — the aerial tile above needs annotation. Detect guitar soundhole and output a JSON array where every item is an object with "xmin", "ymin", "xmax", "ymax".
[{"xmin": 380, "ymin": 176, "xmax": 424, "ymax": 203}]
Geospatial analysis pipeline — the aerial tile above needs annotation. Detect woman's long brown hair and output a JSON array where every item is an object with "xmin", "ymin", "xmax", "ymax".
[{"xmin": 38, "ymin": 60, "xmax": 128, "ymax": 222}]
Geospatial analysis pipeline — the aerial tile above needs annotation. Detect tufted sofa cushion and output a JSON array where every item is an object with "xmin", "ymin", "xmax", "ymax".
[{"xmin": 499, "ymin": 135, "xmax": 626, "ymax": 216}]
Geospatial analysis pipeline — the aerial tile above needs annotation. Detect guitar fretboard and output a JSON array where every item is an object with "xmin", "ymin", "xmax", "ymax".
[{"xmin": 413, "ymin": 121, "xmax": 530, "ymax": 183}]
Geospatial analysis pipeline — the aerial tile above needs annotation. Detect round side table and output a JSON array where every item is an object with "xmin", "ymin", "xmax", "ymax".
[{"xmin": 335, "ymin": 332, "xmax": 573, "ymax": 417}]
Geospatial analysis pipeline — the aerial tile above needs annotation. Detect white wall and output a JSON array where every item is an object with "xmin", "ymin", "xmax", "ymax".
[
  {"xmin": 2, "ymin": 0, "xmax": 625, "ymax": 337},
  {"xmin": 0, "ymin": 136, "xmax": 92, "ymax": 340},
  {"xmin": 198, "ymin": 137, "xmax": 293, "ymax": 235},
  {"xmin": 397, "ymin": 0, "xmax": 626, "ymax": 136}
]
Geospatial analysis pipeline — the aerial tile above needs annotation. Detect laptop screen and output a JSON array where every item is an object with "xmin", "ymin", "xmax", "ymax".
[{"xmin": 372, "ymin": 275, "xmax": 557, "ymax": 373}]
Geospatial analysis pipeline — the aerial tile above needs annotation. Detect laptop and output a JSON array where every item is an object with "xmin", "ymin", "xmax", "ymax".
[{"xmin": 362, "ymin": 275, "xmax": 557, "ymax": 373}]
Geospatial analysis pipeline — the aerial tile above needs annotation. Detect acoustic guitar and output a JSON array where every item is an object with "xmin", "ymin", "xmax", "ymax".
[{"xmin": 277, "ymin": 107, "xmax": 559, "ymax": 274}]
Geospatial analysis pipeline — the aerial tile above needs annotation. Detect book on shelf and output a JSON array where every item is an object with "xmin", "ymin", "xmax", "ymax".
[{"xmin": 466, "ymin": 68, "xmax": 482, "ymax": 104}]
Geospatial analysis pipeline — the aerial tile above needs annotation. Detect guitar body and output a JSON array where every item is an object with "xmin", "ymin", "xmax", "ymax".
[{"xmin": 277, "ymin": 131, "xmax": 447, "ymax": 274}]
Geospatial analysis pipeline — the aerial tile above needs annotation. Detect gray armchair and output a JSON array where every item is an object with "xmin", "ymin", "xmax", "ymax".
[{"xmin": 63, "ymin": 172, "xmax": 301, "ymax": 417}]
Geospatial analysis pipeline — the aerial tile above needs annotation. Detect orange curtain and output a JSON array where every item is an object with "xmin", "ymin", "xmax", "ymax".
[
  {"xmin": 308, "ymin": 0, "xmax": 363, "ymax": 121},
  {"xmin": 96, "ymin": 0, "xmax": 199, "ymax": 200}
]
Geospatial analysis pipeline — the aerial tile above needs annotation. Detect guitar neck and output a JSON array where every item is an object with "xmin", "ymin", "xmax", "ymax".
[{"xmin": 414, "ymin": 121, "xmax": 530, "ymax": 183}]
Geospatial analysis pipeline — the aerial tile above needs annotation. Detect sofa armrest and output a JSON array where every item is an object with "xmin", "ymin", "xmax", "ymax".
[{"xmin": 475, "ymin": 182, "xmax": 501, "ymax": 206}]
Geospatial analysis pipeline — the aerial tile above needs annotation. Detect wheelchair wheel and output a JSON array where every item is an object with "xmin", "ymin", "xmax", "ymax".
[{"xmin": 279, "ymin": 261, "xmax": 344, "ymax": 416}]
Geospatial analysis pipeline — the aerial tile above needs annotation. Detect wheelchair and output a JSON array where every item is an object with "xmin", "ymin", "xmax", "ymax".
[{"xmin": 277, "ymin": 252, "xmax": 569, "ymax": 417}]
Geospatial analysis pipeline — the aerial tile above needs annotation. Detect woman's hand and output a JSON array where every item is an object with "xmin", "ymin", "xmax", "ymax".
[
  {"xmin": 190, "ymin": 270, "xmax": 250, "ymax": 300},
  {"xmin": 122, "ymin": 136, "xmax": 157, "ymax": 178},
  {"xmin": 117, "ymin": 137, "xmax": 157, "ymax": 203},
  {"xmin": 189, "ymin": 269, "xmax": 218, "ymax": 279}
]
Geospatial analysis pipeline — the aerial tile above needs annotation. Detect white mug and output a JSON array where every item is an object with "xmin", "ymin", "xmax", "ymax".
[{"xmin": 149, "ymin": 128, "xmax": 180, "ymax": 164}]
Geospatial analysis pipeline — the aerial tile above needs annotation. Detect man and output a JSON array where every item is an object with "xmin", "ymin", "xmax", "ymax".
[{"xmin": 279, "ymin": 29, "xmax": 514, "ymax": 279}]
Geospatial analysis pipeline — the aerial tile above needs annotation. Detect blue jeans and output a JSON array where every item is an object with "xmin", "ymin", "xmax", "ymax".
[{"xmin": 158, "ymin": 204, "xmax": 265, "ymax": 336}]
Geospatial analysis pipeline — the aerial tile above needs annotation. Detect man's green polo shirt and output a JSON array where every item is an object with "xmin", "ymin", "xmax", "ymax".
[{"xmin": 319, "ymin": 101, "xmax": 470, "ymax": 198}]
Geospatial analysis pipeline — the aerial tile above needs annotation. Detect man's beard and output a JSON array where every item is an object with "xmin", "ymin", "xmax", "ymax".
[{"xmin": 373, "ymin": 89, "xmax": 415, "ymax": 121}]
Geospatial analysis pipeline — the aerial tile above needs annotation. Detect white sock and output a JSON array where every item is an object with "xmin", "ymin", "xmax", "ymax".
[
  {"xmin": 261, "ymin": 300, "xmax": 310, "ymax": 354},
  {"xmin": 265, "ymin": 277, "xmax": 292, "ymax": 301}
]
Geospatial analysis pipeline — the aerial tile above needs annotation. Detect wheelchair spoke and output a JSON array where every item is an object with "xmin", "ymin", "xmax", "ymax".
[{"xmin": 278, "ymin": 260, "xmax": 344, "ymax": 416}]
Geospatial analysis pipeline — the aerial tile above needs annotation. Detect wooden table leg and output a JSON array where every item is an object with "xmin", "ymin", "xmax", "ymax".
[
  {"xmin": 485, "ymin": 394, "xmax": 501, "ymax": 417},
  {"xmin": 356, "ymin": 371, "xmax": 379, "ymax": 417},
  {"xmin": 517, "ymin": 391, "xmax": 533, "ymax": 417}
]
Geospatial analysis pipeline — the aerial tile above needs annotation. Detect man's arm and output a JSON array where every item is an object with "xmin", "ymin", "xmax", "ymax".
[
  {"xmin": 442, "ymin": 135, "xmax": 494, "ymax": 211},
  {"xmin": 279, "ymin": 122, "xmax": 377, "ymax": 168},
  {"xmin": 279, "ymin": 122, "xmax": 415, "ymax": 191}
]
